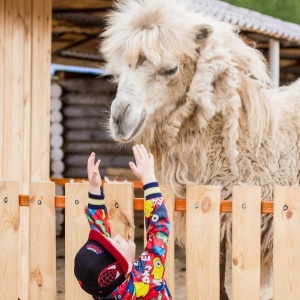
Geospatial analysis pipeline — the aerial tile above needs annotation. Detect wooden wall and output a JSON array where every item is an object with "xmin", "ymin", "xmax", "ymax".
[
  {"xmin": 58, "ymin": 78, "xmax": 135, "ymax": 180},
  {"xmin": 0, "ymin": 0, "xmax": 52, "ymax": 298}
]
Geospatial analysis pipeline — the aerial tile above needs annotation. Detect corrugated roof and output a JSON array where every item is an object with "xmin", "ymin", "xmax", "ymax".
[{"xmin": 189, "ymin": 0, "xmax": 300, "ymax": 43}]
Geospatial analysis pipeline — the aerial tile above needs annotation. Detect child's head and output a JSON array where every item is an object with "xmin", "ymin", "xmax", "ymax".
[{"xmin": 74, "ymin": 229, "xmax": 136, "ymax": 297}]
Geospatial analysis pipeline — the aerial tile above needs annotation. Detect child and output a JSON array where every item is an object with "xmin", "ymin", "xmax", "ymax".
[{"xmin": 74, "ymin": 144, "xmax": 172, "ymax": 299}]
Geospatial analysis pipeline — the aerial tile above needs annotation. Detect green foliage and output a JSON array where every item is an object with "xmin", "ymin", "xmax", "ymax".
[{"xmin": 221, "ymin": 0, "xmax": 300, "ymax": 24}]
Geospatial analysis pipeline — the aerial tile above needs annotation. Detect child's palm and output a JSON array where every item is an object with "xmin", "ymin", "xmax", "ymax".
[{"xmin": 129, "ymin": 145, "xmax": 156, "ymax": 185}]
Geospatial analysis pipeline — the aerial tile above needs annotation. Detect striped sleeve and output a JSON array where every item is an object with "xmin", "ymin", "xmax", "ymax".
[
  {"xmin": 87, "ymin": 192, "xmax": 105, "ymax": 208},
  {"xmin": 85, "ymin": 191, "xmax": 112, "ymax": 237},
  {"xmin": 143, "ymin": 182, "xmax": 162, "ymax": 199}
]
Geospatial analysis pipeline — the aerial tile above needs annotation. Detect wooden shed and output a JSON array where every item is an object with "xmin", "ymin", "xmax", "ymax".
[
  {"xmin": 52, "ymin": 0, "xmax": 300, "ymax": 178},
  {"xmin": 51, "ymin": 0, "xmax": 300, "ymax": 82},
  {"xmin": 50, "ymin": 0, "xmax": 300, "ymax": 180}
]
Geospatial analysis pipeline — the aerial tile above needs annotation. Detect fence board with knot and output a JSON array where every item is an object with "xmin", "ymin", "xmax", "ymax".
[{"xmin": 1, "ymin": 180, "xmax": 300, "ymax": 299}]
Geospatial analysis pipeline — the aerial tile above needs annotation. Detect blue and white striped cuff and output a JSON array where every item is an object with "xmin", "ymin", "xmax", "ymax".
[
  {"xmin": 143, "ymin": 182, "xmax": 162, "ymax": 200},
  {"xmin": 88, "ymin": 192, "xmax": 105, "ymax": 207}
]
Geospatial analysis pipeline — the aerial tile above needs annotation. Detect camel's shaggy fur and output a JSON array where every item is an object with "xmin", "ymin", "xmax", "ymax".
[{"xmin": 101, "ymin": 0, "xmax": 300, "ymax": 285}]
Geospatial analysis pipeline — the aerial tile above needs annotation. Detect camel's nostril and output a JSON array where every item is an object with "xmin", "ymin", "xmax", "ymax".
[
  {"xmin": 114, "ymin": 104, "xmax": 130, "ymax": 127},
  {"xmin": 124, "ymin": 104, "xmax": 130, "ymax": 116}
]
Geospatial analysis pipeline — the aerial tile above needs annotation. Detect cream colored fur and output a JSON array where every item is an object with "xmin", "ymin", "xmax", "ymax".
[{"xmin": 101, "ymin": 0, "xmax": 300, "ymax": 285}]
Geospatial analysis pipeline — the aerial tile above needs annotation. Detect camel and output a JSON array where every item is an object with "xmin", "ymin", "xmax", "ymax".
[{"xmin": 100, "ymin": 0, "xmax": 300, "ymax": 298}]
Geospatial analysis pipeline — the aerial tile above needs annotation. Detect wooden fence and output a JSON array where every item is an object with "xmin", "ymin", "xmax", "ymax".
[{"xmin": 1, "ymin": 180, "xmax": 300, "ymax": 299}]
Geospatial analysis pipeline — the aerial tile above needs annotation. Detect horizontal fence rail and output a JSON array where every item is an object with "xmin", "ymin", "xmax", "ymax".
[
  {"xmin": 16, "ymin": 178, "xmax": 275, "ymax": 213},
  {"xmin": 18, "ymin": 194, "xmax": 274, "ymax": 213},
  {"xmin": 1, "ymin": 180, "xmax": 300, "ymax": 300}
]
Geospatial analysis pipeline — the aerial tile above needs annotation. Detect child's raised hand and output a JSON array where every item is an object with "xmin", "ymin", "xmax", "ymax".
[
  {"xmin": 129, "ymin": 145, "xmax": 156, "ymax": 185},
  {"xmin": 87, "ymin": 152, "xmax": 102, "ymax": 195}
]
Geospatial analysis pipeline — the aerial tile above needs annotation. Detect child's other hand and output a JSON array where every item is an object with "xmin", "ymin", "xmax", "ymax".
[
  {"xmin": 87, "ymin": 152, "xmax": 102, "ymax": 195},
  {"xmin": 129, "ymin": 144, "xmax": 156, "ymax": 185}
]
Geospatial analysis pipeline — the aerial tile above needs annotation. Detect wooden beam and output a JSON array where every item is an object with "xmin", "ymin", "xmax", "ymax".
[
  {"xmin": 29, "ymin": 182, "xmax": 56, "ymax": 299},
  {"xmin": 51, "ymin": 54, "xmax": 105, "ymax": 68},
  {"xmin": 31, "ymin": 0, "xmax": 52, "ymax": 181},
  {"xmin": 269, "ymin": 39, "xmax": 280, "ymax": 88},
  {"xmin": 52, "ymin": 34, "xmax": 96, "ymax": 55},
  {"xmin": 0, "ymin": 0, "xmax": 4, "ymax": 179},
  {"xmin": 0, "ymin": 181, "xmax": 19, "ymax": 300},
  {"xmin": 53, "ymin": 7, "xmax": 109, "ymax": 13},
  {"xmin": 52, "ymin": 0, "xmax": 112, "ymax": 10}
]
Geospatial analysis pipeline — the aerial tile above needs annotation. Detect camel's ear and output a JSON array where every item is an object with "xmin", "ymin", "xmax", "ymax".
[{"xmin": 194, "ymin": 24, "xmax": 213, "ymax": 43}]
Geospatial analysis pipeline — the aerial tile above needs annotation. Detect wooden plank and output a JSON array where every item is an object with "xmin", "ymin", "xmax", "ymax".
[
  {"xmin": 103, "ymin": 182, "xmax": 135, "ymax": 240},
  {"xmin": 63, "ymin": 92, "xmax": 114, "ymax": 105},
  {"xmin": 65, "ymin": 154, "xmax": 133, "ymax": 168},
  {"xmin": 29, "ymin": 182, "xmax": 56, "ymax": 299},
  {"xmin": 3, "ymin": 0, "xmax": 13, "ymax": 179},
  {"xmin": 52, "ymin": 0, "xmax": 111, "ymax": 10},
  {"xmin": 232, "ymin": 186, "xmax": 261, "ymax": 300},
  {"xmin": 65, "ymin": 130, "xmax": 113, "ymax": 142},
  {"xmin": 273, "ymin": 186, "xmax": 300, "ymax": 298},
  {"xmin": 0, "ymin": 181, "xmax": 19, "ymax": 300},
  {"xmin": 186, "ymin": 185, "xmax": 220, "ymax": 299},
  {"xmin": 11, "ymin": 0, "xmax": 25, "ymax": 179},
  {"xmin": 19, "ymin": 0, "xmax": 32, "ymax": 297},
  {"xmin": 22, "ymin": 0, "xmax": 32, "ymax": 191},
  {"xmin": 65, "ymin": 182, "xmax": 90, "ymax": 300},
  {"xmin": 59, "ymin": 78, "xmax": 115, "ymax": 93},
  {"xmin": 0, "ymin": 0, "xmax": 4, "ymax": 179},
  {"xmin": 64, "ymin": 118, "xmax": 111, "ymax": 130},
  {"xmin": 65, "ymin": 142, "xmax": 132, "ymax": 155},
  {"xmin": 64, "ymin": 167, "xmax": 106, "ymax": 178},
  {"xmin": 52, "ymin": 55, "xmax": 105, "ymax": 69},
  {"xmin": 160, "ymin": 185, "xmax": 175, "ymax": 298},
  {"xmin": 63, "ymin": 105, "xmax": 108, "ymax": 117},
  {"xmin": 30, "ymin": 0, "xmax": 52, "ymax": 181},
  {"xmin": 106, "ymin": 167, "xmax": 139, "ymax": 181},
  {"xmin": 3, "ymin": 1, "xmax": 31, "ymax": 298}
]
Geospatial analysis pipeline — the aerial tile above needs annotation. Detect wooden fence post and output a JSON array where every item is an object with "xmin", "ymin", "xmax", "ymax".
[
  {"xmin": 103, "ymin": 182, "xmax": 135, "ymax": 240},
  {"xmin": 161, "ymin": 185, "xmax": 175, "ymax": 298},
  {"xmin": 0, "ymin": 181, "xmax": 19, "ymax": 300},
  {"xmin": 29, "ymin": 182, "xmax": 56, "ymax": 299},
  {"xmin": 1, "ymin": 0, "xmax": 52, "ymax": 297},
  {"xmin": 273, "ymin": 186, "xmax": 300, "ymax": 298},
  {"xmin": 186, "ymin": 185, "xmax": 221, "ymax": 299},
  {"xmin": 232, "ymin": 186, "xmax": 261, "ymax": 300},
  {"xmin": 65, "ymin": 182, "xmax": 90, "ymax": 300}
]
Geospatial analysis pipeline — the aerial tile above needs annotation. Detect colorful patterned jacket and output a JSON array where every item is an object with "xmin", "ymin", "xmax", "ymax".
[{"xmin": 86, "ymin": 182, "xmax": 172, "ymax": 300}]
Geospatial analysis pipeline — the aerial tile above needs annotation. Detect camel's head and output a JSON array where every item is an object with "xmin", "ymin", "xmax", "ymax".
[{"xmin": 101, "ymin": 0, "xmax": 212, "ymax": 142}]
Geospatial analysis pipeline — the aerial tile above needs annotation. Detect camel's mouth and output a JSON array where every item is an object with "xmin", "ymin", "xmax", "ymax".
[{"xmin": 121, "ymin": 109, "xmax": 146, "ymax": 142}]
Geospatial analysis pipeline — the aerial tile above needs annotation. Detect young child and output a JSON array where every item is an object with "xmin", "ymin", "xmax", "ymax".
[{"xmin": 74, "ymin": 144, "xmax": 172, "ymax": 299}]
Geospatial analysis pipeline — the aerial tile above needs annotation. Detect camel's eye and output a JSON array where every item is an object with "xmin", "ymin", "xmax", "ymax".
[{"xmin": 160, "ymin": 66, "xmax": 178, "ymax": 76}]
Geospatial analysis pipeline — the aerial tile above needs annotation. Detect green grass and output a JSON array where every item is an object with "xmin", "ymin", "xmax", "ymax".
[{"xmin": 221, "ymin": 0, "xmax": 300, "ymax": 24}]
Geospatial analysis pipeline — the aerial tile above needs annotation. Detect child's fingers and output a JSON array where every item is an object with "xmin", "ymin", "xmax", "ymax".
[
  {"xmin": 91, "ymin": 159, "xmax": 101, "ymax": 178},
  {"xmin": 140, "ymin": 144, "xmax": 150, "ymax": 158},
  {"xmin": 132, "ymin": 145, "xmax": 141, "ymax": 162},
  {"xmin": 95, "ymin": 159, "xmax": 101, "ymax": 169},
  {"xmin": 136, "ymin": 144, "xmax": 147, "ymax": 159},
  {"xmin": 139, "ymin": 144, "xmax": 147, "ymax": 157},
  {"xmin": 87, "ymin": 152, "xmax": 95, "ymax": 166},
  {"xmin": 129, "ymin": 161, "xmax": 139, "ymax": 178}
]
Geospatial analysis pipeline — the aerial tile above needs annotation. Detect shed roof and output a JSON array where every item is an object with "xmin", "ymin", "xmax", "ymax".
[
  {"xmin": 189, "ymin": 0, "xmax": 300, "ymax": 43},
  {"xmin": 51, "ymin": 0, "xmax": 300, "ymax": 80}
]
